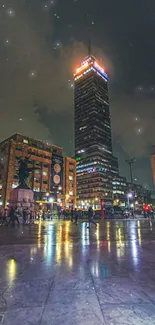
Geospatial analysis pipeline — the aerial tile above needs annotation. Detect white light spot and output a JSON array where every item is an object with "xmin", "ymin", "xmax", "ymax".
[
  {"xmin": 29, "ymin": 70, "xmax": 37, "ymax": 79},
  {"xmin": 7, "ymin": 8, "xmax": 15, "ymax": 17}
]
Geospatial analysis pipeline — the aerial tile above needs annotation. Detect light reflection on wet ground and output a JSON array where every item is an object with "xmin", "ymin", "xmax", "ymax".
[{"xmin": 1, "ymin": 219, "xmax": 155, "ymax": 324}]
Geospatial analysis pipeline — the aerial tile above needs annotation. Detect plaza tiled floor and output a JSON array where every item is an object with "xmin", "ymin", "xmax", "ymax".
[{"xmin": 0, "ymin": 219, "xmax": 155, "ymax": 324}]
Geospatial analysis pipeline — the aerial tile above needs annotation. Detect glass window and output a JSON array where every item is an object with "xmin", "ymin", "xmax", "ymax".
[
  {"xmin": 38, "ymin": 143, "xmax": 43, "ymax": 149},
  {"xmin": 69, "ymin": 175, "xmax": 73, "ymax": 181},
  {"xmin": 43, "ymin": 171, "xmax": 48, "ymax": 176},
  {"xmin": 16, "ymin": 145, "xmax": 23, "ymax": 151},
  {"xmin": 12, "ymin": 183, "xmax": 18, "ymax": 189},
  {"xmin": 33, "ymin": 187, "xmax": 40, "ymax": 192},
  {"xmin": 35, "ymin": 161, "xmax": 41, "ymax": 166},
  {"xmin": 34, "ymin": 178, "xmax": 40, "ymax": 183},
  {"xmin": 35, "ymin": 170, "xmax": 40, "ymax": 174},
  {"xmin": 43, "ymin": 164, "xmax": 48, "ymax": 168},
  {"xmin": 23, "ymin": 139, "xmax": 28, "ymax": 144}
]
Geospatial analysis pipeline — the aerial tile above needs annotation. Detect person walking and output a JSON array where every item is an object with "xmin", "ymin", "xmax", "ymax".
[
  {"xmin": 23, "ymin": 208, "xmax": 27, "ymax": 225},
  {"xmin": 2, "ymin": 208, "xmax": 8, "ymax": 225},
  {"xmin": 14, "ymin": 207, "xmax": 20, "ymax": 225},
  {"xmin": 71, "ymin": 207, "xmax": 74, "ymax": 222},
  {"xmin": 8, "ymin": 207, "xmax": 15, "ymax": 226},
  {"xmin": 74, "ymin": 208, "xmax": 78, "ymax": 225},
  {"xmin": 87, "ymin": 206, "xmax": 97, "ymax": 229}
]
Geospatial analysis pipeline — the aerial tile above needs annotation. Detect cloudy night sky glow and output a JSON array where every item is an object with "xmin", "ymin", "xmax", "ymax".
[{"xmin": 0, "ymin": 0, "xmax": 155, "ymax": 188}]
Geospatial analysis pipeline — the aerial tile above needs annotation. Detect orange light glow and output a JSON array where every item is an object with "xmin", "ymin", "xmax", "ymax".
[
  {"xmin": 74, "ymin": 56, "xmax": 107, "ymax": 81},
  {"xmin": 76, "ymin": 61, "xmax": 89, "ymax": 74}
]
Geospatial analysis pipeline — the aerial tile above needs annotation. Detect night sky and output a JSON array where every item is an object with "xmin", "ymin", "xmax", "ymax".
[{"xmin": 0, "ymin": 0, "xmax": 155, "ymax": 189}]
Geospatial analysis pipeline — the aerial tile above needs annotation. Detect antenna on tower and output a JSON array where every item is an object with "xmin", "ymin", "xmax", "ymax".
[{"xmin": 88, "ymin": 28, "xmax": 91, "ymax": 55}]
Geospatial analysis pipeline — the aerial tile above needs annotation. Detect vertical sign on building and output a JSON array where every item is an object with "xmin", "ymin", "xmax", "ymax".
[{"xmin": 50, "ymin": 155, "xmax": 63, "ymax": 200}]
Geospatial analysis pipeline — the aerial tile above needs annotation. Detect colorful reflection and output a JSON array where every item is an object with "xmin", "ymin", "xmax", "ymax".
[
  {"xmin": 116, "ymin": 227, "xmax": 125, "ymax": 259},
  {"xmin": 37, "ymin": 220, "xmax": 41, "ymax": 248},
  {"xmin": 130, "ymin": 223, "xmax": 139, "ymax": 266},
  {"xmin": 137, "ymin": 220, "xmax": 142, "ymax": 246},
  {"xmin": 81, "ymin": 222, "xmax": 90, "ymax": 247},
  {"xmin": 7, "ymin": 258, "xmax": 17, "ymax": 284},
  {"xmin": 107, "ymin": 222, "xmax": 111, "ymax": 252}
]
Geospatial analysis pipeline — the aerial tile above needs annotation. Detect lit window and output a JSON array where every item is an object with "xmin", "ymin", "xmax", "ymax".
[
  {"xmin": 35, "ymin": 170, "xmax": 40, "ymax": 174},
  {"xmin": 69, "ymin": 191, "xmax": 73, "ymax": 196},
  {"xmin": 12, "ymin": 183, "xmax": 17, "ymax": 189},
  {"xmin": 69, "ymin": 176, "xmax": 73, "ymax": 181},
  {"xmin": 33, "ymin": 187, "xmax": 40, "ymax": 192},
  {"xmin": 0, "ymin": 185, "xmax": 2, "ymax": 189},
  {"xmin": 43, "ymin": 171, "xmax": 48, "ymax": 176},
  {"xmin": 23, "ymin": 139, "xmax": 28, "ymax": 144}
]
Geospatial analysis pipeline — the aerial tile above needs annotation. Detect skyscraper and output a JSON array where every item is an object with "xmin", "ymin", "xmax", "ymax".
[{"xmin": 74, "ymin": 55, "xmax": 118, "ymax": 208}]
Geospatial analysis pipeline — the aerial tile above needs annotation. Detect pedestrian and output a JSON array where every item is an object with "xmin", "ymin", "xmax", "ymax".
[
  {"xmin": 23, "ymin": 208, "xmax": 27, "ymax": 224},
  {"xmin": 2, "ymin": 208, "xmax": 8, "ymax": 225},
  {"xmin": 30, "ymin": 210, "xmax": 33, "ymax": 224},
  {"xmin": 74, "ymin": 208, "xmax": 78, "ymax": 225},
  {"xmin": 87, "ymin": 206, "xmax": 97, "ymax": 229},
  {"xmin": 26, "ymin": 208, "xmax": 30, "ymax": 224},
  {"xmin": 71, "ymin": 206, "xmax": 74, "ymax": 222},
  {"xmin": 8, "ymin": 206, "xmax": 15, "ymax": 226},
  {"xmin": 14, "ymin": 207, "xmax": 20, "ymax": 225}
]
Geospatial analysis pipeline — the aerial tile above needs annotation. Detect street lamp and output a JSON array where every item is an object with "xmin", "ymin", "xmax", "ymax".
[
  {"xmin": 127, "ymin": 193, "xmax": 132, "ymax": 208},
  {"xmin": 49, "ymin": 197, "xmax": 54, "ymax": 211},
  {"xmin": 125, "ymin": 158, "xmax": 136, "ymax": 185}
]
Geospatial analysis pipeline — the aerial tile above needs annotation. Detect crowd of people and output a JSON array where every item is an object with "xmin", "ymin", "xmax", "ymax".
[
  {"xmin": 66, "ymin": 206, "xmax": 97, "ymax": 228},
  {"xmin": 0, "ymin": 205, "xmax": 98, "ymax": 228},
  {"xmin": 0, "ymin": 206, "xmax": 35, "ymax": 226}
]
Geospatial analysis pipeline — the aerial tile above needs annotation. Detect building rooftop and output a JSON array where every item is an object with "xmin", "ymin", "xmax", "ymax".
[
  {"xmin": 0, "ymin": 133, "xmax": 62, "ymax": 154},
  {"xmin": 74, "ymin": 55, "xmax": 108, "ymax": 81}
]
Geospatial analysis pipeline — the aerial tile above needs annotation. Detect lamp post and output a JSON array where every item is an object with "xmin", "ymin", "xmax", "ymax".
[
  {"xmin": 127, "ymin": 193, "xmax": 132, "ymax": 208},
  {"xmin": 126, "ymin": 159, "xmax": 136, "ymax": 215},
  {"xmin": 49, "ymin": 197, "xmax": 54, "ymax": 211}
]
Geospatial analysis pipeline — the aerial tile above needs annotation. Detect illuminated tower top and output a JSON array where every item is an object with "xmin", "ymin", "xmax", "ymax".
[{"xmin": 74, "ymin": 55, "xmax": 108, "ymax": 82}]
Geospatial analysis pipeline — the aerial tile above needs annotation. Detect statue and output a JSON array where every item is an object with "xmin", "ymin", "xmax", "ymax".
[
  {"xmin": 9, "ymin": 155, "xmax": 36, "ymax": 209},
  {"xmin": 17, "ymin": 156, "xmax": 36, "ymax": 188}
]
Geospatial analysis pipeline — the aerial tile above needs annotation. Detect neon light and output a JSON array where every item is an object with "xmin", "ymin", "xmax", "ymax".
[
  {"xmin": 74, "ymin": 56, "xmax": 108, "ymax": 81},
  {"xmin": 76, "ymin": 61, "xmax": 88, "ymax": 74},
  {"xmin": 94, "ymin": 61, "xmax": 105, "ymax": 75}
]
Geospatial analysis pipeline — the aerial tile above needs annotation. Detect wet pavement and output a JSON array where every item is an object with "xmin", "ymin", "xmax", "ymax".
[{"xmin": 0, "ymin": 219, "xmax": 155, "ymax": 324}]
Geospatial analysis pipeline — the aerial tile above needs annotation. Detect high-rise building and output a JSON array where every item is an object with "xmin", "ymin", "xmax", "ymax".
[
  {"xmin": 0, "ymin": 133, "xmax": 76, "ymax": 208},
  {"xmin": 112, "ymin": 175, "xmax": 127, "ymax": 203},
  {"xmin": 74, "ymin": 55, "xmax": 118, "ymax": 208}
]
